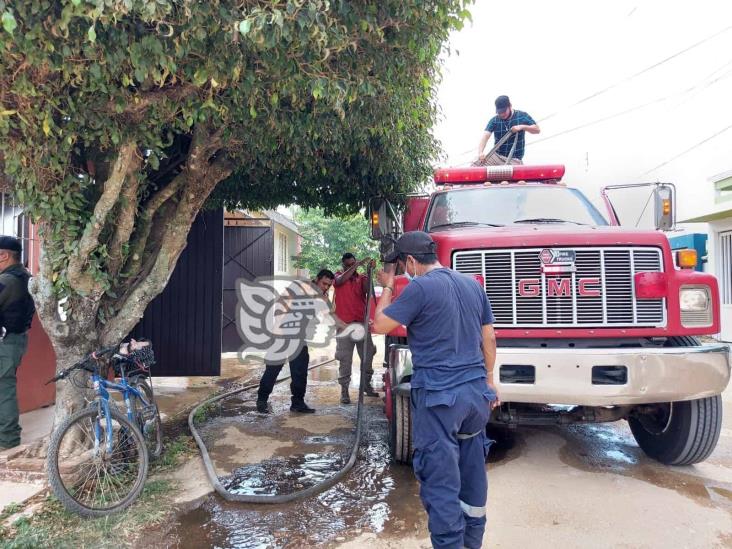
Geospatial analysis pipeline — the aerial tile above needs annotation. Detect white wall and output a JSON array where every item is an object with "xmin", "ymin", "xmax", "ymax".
[
  {"xmin": 707, "ymin": 218, "xmax": 732, "ymax": 341},
  {"xmin": 273, "ymin": 225, "xmax": 299, "ymax": 277}
]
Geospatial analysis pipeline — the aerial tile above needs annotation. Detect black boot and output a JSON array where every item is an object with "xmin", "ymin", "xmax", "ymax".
[
  {"xmin": 256, "ymin": 400, "xmax": 270, "ymax": 413},
  {"xmin": 363, "ymin": 384, "xmax": 379, "ymax": 397},
  {"xmin": 340, "ymin": 385, "xmax": 351, "ymax": 404},
  {"xmin": 290, "ymin": 400, "xmax": 316, "ymax": 413}
]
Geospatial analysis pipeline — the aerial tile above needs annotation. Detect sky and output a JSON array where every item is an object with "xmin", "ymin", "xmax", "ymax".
[{"xmin": 434, "ymin": 0, "xmax": 732, "ymax": 226}]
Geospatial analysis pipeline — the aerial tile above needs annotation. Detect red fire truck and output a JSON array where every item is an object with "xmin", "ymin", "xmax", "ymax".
[{"xmin": 369, "ymin": 164, "xmax": 730, "ymax": 466}]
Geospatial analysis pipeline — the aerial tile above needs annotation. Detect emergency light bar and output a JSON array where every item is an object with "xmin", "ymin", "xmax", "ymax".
[{"xmin": 434, "ymin": 164, "xmax": 566, "ymax": 185}]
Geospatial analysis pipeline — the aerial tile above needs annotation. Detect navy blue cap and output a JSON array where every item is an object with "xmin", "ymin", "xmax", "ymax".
[
  {"xmin": 0, "ymin": 236, "xmax": 22, "ymax": 253},
  {"xmin": 383, "ymin": 231, "xmax": 436, "ymax": 263},
  {"xmin": 495, "ymin": 95, "xmax": 511, "ymax": 113}
]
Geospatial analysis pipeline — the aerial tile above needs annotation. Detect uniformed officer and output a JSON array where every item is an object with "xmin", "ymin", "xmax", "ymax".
[
  {"xmin": 372, "ymin": 231, "xmax": 499, "ymax": 549},
  {"xmin": 0, "ymin": 236, "xmax": 35, "ymax": 450}
]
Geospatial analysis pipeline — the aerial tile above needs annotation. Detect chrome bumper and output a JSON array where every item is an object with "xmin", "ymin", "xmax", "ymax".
[
  {"xmin": 495, "ymin": 344, "xmax": 730, "ymax": 406},
  {"xmin": 389, "ymin": 343, "xmax": 731, "ymax": 406}
]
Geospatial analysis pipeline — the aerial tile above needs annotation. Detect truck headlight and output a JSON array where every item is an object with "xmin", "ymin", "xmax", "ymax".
[
  {"xmin": 680, "ymin": 286, "xmax": 712, "ymax": 327},
  {"xmin": 679, "ymin": 287, "xmax": 709, "ymax": 312}
]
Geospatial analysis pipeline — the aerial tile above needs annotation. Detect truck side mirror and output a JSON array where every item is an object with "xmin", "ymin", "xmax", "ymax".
[
  {"xmin": 653, "ymin": 184, "xmax": 675, "ymax": 231},
  {"xmin": 368, "ymin": 198, "xmax": 399, "ymax": 240}
]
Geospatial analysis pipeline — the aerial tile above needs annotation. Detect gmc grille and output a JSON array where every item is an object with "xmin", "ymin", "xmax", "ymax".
[{"xmin": 453, "ymin": 247, "xmax": 666, "ymax": 328}]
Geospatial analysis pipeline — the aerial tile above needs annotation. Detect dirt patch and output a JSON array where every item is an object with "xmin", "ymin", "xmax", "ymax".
[
  {"xmin": 281, "ymin": 413, "xmax": 353, "ymax": 434},
  {"xmin": 163, "ymin": 457, "xmax": 213, "ymax": 505},
  {"xmin": 208, "ymin": 424, "xmax": 295, "ymax": 472}
]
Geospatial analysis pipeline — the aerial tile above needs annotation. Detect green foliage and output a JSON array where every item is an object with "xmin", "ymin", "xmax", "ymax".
[
  {"xmin": 0, "ymin": 0, "xmax": 472, "ymax": 322},
  {"xmin": 295, "ymin": 207, "xmax": 377, "ymax": 275}
]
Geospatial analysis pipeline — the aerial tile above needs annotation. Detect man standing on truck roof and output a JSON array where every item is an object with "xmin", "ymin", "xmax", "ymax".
[
  {"xmin": 372, "ymin": 231, "xmax": 499, "ymax": 549},
  {"xmin": 334, "ymin": 253, "xmax": 379, "ymax": 404},
  {"xmin": 477, "ymin": 95, "xmax": 540, "ymax": 165}
]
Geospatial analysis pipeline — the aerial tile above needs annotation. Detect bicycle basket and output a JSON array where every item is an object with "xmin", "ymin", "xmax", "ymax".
[
  {"xmin": 114, "ymin": 343, "xmax": 155, "ymax": 378},
  {"xmin": 128, "ymin": 345, "xmax": 155, "ymax": 376}
]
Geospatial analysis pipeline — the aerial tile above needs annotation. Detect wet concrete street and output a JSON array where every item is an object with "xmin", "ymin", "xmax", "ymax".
[{"xmin": 159, "ymin": 339, "xmax": 732, "ymax": 549}]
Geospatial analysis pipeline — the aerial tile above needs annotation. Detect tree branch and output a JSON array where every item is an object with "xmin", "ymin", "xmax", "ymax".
[
  {"xmin": 107, "ymin": 171, "xmax": 141, "ymax": 278},
  {"xmin": 66, "ymin": 143, "xmax": 139, "ymax": 294},
  {"xmin": 123, "ymin": 171, "xmax": 186, "ymax": 279},
  {"xmin": 100, "ymin": 151, "xmax": 234, "ymax": 345},
  {"xmin": 107, "ymin": 84, "xmax": 198, "ymax": 119}
]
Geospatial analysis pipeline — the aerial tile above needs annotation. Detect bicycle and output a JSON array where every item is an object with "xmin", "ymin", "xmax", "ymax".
[{"xmin": 45, "ymin": 340, "xmax": 161, "ymax": 517}]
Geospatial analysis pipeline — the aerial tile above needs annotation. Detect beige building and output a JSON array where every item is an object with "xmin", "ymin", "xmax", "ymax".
[{"xmin": 684, "ymin": 170, "xmax": 732, "ymax": 341}]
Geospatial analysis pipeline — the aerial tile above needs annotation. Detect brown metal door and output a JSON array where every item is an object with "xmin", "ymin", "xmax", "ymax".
[{"xmin": 222, "ymin": 219, "xmax": 274, "ymax": 352}]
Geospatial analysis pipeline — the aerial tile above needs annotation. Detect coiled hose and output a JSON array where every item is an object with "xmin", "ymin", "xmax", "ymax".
[{"xmin": 189, "ymin": 265, "xmax": 375, "ymax": 503}]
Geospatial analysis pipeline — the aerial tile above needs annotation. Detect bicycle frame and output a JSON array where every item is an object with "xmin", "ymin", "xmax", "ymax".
[{"xmin": 91, "ymin": 372, "xmax": 150, "ymax": 454}]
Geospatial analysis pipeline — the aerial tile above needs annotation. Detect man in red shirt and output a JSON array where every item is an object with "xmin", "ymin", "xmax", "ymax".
[{"xmin": 334, "ymin": 253, "xmax": 379, "ymax": 404}]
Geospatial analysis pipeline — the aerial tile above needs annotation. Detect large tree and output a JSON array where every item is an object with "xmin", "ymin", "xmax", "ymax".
[
  {"xmin": 294, "ymin": 207, "xmax": 378, "ymax": 275},
  {"xmin": 0, "ymin": 0, "xmax": 470, "ymax": 425}
]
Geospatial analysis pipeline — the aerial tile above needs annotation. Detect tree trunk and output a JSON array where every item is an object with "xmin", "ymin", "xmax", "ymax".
[{"xmin": 48, "ymin": 334, "xmax": 97, "ymax": 429}]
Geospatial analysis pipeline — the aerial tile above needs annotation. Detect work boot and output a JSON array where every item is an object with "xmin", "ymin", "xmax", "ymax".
[
  {"xmin": 340, "ymin": 386, "xmax": 351, "ymax": 404},
  {"xmin": 290, "ymin": 400, "xmax": 316, "ymax": 414},
  {"xmin": 256, "ymin": 400, "xmax": 270, "ymax": 414},
  {"xmin": 363, "ymin": 384, "xmax": 379, "ymax": 397}
]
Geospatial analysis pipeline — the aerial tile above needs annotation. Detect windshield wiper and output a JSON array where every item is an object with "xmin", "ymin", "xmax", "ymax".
[
  {"xmin": 512, "ymin": 218, "xmax": 587, "ymax": 225},
  {"xmin": 430, "ymin": 221, "xmax": 504, "ymax": 230}
]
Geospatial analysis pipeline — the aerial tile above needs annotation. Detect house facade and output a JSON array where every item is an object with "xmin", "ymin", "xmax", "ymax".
[{"xmin": 683, "ymin": 170, "xmax": 732, "ymax": 341}]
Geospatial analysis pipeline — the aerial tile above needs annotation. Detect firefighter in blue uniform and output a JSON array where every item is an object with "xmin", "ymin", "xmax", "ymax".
[
  {"xmin": 0, "ymin": 236, "xmax": 35, "ymax": 450},
  {"xmin": 373, "ymin": 231, "xmax": 499, "ymax": 549}
]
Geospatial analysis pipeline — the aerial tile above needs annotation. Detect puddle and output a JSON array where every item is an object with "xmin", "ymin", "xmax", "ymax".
[
  {"xmin": 223, "ymin": 452, "xmax": 347, "ymax": 496},
  {"xmin": 557, "ymin": 422, "xmax": 732, "ymax": 510},
  {"xmin": 170, "ymin": 404, "xmax": 425, "ymax": 548},
  {"xmin": 309, "ymin": 363, "xmax": 340, "ymax": 383}
]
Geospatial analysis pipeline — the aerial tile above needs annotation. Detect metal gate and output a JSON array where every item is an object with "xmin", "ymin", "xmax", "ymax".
[
  {"xmin": 132, "ymin": 209, "xmax": 224, "ymax": 376},
  {"xmin": 222, "ymin": 217, "xmax": 273, "ymax": 352}
]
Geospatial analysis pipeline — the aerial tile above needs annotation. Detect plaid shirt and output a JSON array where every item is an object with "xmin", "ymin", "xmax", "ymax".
[{"xmin": 485, "ymin": 109, "xmax": 536, "ymax": 160}]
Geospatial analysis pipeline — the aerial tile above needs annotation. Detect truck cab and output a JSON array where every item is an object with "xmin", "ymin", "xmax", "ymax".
[{"xmin": 372, "ymin": 164, "xmax": 730, "ymax": 467}]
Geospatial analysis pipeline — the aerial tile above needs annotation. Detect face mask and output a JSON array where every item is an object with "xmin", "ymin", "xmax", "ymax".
[{"xmin": 404, "ymin": 258, "xmax": 416, "ymax": 281}]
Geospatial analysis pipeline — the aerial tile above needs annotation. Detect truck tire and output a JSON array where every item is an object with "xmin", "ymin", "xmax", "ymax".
[
  {"xmin": 628, "ymin": 336, "xmax": 723, "ymax": 466},
  {"xmin": 389, "ymin": 391, "xmax": 413, "ymax": 464}
]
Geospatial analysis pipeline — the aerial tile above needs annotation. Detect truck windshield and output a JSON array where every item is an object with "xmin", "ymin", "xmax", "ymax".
[{"xmin": 427, "ymin": 186, "xmax": 609, "ymax": 230}]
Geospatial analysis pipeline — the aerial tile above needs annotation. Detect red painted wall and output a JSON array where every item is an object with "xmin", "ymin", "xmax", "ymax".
[
  {"xmin": 17, "ymin": 223, "xmax": 56, "ymax": 413},
  {"xmin": 16, "ymin": 314, "xmax": 56, "ymax": 413}
]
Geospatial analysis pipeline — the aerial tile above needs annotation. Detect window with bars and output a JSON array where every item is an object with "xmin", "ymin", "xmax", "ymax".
[
  {"xmin": 0, "ymin": 194, "xmax": 35, "ymax": 273},
  {"xmin": 278, "ymin": 232, "xmax": 288, "ymax": 273},
  {"xmin": 719, "ymin": 231, "xmax": 732, "ymax": 305}
]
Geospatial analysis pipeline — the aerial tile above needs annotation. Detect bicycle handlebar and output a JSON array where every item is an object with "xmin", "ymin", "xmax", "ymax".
[{"xmin": 45, "ymin": 345, "xmax": 118, "ymax": 385}]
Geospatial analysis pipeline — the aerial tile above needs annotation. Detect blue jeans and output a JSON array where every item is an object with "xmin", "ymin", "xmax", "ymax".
[{"xmin": 411, "ymin": 378, "xmax": 495, "ymax": 549}]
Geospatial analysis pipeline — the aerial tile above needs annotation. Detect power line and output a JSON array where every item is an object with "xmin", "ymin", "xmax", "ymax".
[
  {"xmin": 538, "ymin": 25, "xmax": 732, "ymax": 123},
  {"xmin": 639, "ymin": 123, "xmax": 732, "ymax": 176},
  {"xmin": 531, "ymin": 67, "xmax": 732, "ymax": 147},
  {"xmin": 449, "ymin": 57, "xmax": 732, "ymax": 164}
]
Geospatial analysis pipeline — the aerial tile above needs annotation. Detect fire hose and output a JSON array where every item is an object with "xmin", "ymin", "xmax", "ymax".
[{"xmin": 189, "ymin": 265, "xmax": 375, "ymax": 503}]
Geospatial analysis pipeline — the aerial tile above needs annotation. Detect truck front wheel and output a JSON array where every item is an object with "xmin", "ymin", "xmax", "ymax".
[
  {"xmin": 389, "ymin": 391, "xmax": 413, "ymax": 464},
  {"xmin": 628, "ymin": 335, "xmax": 724, "ymax": 466},
  {"xmin": 628, "ymin": 395, "xmax": 722, "ymax": 465}
]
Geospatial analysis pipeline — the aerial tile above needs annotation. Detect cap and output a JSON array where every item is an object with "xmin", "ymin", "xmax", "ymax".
[
  {"xmin": 495, "ymin": 95, "xmax": 511, "ymax": 114},
  {"xmin": 0, "ymin": 236, "xmax": 22, "ymax": 253},
  {"xmin": 383, "ymin": 231, "xmax": 437, "ymax": 263}
]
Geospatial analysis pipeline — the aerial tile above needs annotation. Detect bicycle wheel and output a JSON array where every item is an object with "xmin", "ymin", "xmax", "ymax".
[
  {"xmin": 47, "ymin": 406, "xmax": 149, "ymax": 517},
  {"xmin": 130, "ymin": 377, "xmax": 163, "ymax": 459}
]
